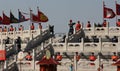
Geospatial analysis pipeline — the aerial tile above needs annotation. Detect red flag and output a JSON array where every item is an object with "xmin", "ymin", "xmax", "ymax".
[
  {"xmin": 0, "ymin": 16, "xmax": 2, "ymax": 24},
  {"xmin": 2, "ymin": 12, "xmax": 10, "ymax": 25},
  {"xmin": 104, "ymin": 7, "xmax": 116, "ymax": 18},
  {"xmin": 31, "ymin": 13, "xmax": 38, "ymax": 22},
  {"xmin": 38, "ymin": 10, "xmax": 48, "ymax": 22},
  {"xmin": 116, "ymin": 3, "xmax": 120, "ymax": 15}
]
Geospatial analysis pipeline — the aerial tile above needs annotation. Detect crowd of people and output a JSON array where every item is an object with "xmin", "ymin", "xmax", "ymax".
[
  {"xmin": 68, "ymin": 19, "xmax": 120, "ymax": 36},
  {"xmin": 68, "ymin": 19, "xmax": 108, "ymax": 35},
  {"xmin": 68, "ymin": 19, "xmax": 92, "ymax": 36},
  {"xmin": 0, "ymin": 23, "xmax": 43, "ymax": 32}
]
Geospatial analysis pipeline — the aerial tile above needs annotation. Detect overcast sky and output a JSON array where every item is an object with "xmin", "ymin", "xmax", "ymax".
[{"xmin": 0, "ymin": 0, "xmax": 120, "ymax": 33}]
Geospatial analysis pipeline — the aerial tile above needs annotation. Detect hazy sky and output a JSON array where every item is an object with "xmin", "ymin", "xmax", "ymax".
[{"xmin": 0, "ymin": 0, "xmax": 120, "ymax": 33}]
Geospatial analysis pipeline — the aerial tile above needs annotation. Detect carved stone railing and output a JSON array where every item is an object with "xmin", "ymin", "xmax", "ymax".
[
  {"xmin": 84, "ymin": 43, "xmax": 100, "ymax": 52},
  {"xmin": 77, "ymin": 59, "xmax": 98, "ymax": 71},
  {"xmin": 101, "ymin": 42, "xmax": 118, "ymax": 52},
  {"xmin": 83, "ymin": 27, "xmax": 120, "ymax": 36},
  {"xmin": 109, "ymin": 27, "xmax": 120, "ymax": 36},
  {"xmin": 83, "ymin": 28, "xmax": 94, "ymax": 36},
  {"xmin": 52, "ymin": 40, "xmax": 119, "ymax": 53},
  {"xmin": 67, "ymin": 43, "xmax": 83, "ymax": 52}
]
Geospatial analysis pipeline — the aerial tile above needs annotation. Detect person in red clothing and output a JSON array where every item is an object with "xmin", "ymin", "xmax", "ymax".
[
  {"xmin": 0, "ymin": 26, "xmax": 2, "ymax": 32},
  {"xmin": 102, "ymin": 20, "xmax": 107, "ymax": 27},
  {"xmin": 86, "ymin": 21, "xmax": 91, "ymax": 28},
  {"xmin": 56, "ymin": 52, "xmax": 62, "ymax": 61},
  {"xmin": 116, "ymin": 19, "xmax": 120, "ymax": 27},
  {"xmin": 89, "ymin": 52, "xmax": 96, "ymax": 61},
  {"xmin": 9, "ymin": 25, "xmax": 14, "ymax": 31},
  {"xmin": 76, "ymin": 52, "xmax": 80, "ymax": 61},
  {"xmin": 19, "ymin": 25, "xmax": 24, "ymax": 31},
  {"xmin": 75, "ymin": 21, "xmax": 81, "ymax": 33},
  {"xmin": 3, "ymin": 26, "xmax": 7, "ymax": 32},
  {"xmin": 30, "ymin": 23, "xmax": 35, "ymax": 30},
  {"xmin": 25, "ymin": 52, "xmax": 32, "ymax": 61},
  {"xmin": 111, "ymin": 52, "xmax": 119, "ymax": 61},
  {"xmin": 39, "ymin": 23, "xmax": 42, "ymax": 29}
]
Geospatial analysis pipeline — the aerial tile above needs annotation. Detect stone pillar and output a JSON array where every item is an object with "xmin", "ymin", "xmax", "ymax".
[
  {"xmin": 107, "ymin": 22, "xmax": 109, "ymax": 35},
  {"xmin": 65, "ymin": 35, "xmax": 67, "ymax": 51},
  {"xmin": 93, "ymin": 23, "xmax": 95, "ymax": 35},
  {"xmin": 32, "ymin": 49, "xmax": 35, "ymax": 70},
  {"xmin": 74, "ymin": 52, "xmax": 77, "ymax": 71}
]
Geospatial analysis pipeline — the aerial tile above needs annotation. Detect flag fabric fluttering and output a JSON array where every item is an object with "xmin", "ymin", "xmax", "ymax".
[
  {"xmin": 37, "ymin": 9, "xmax": 48, "ymax": 22},
  {"xmin": 2, "ymin": 12, "xmax": 10, "ymax": 25},
  {"xmin": 116, "ymin": 3, "xmax": 120, "ymax": 15},
  {"xmin": 0, "ymin": 16, "xmax": 2, "ymax": 24},
  {"xmin": 104, "ymin": 7, "xmax": 116, "ymax": 19},
  {"xmin": 31, "ymin": 7, "xmax": 49, "ymax": 23},
  {"xmin": 10, "ymin": 11, "xmax": 19, "ymax": 23},
  {"xmin": 18, "ymin": 9, "xmax": 29, "ymax": 22},
  {"xmin": 31, "ymin": 13, "xmax": 38, "ymax": 22}
]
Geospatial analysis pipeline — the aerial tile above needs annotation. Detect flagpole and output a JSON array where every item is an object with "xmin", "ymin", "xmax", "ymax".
[
  {"xmin": 29, "ymin": 8, "xmax": 33, "ymax": 40},
  {"xmin": 37, "ymin": 6, "xmax": 39, "ymax": 28},
  {"xmin": 103, "ymin": 0, "xmax": 105, "ymax": 22},
  {"xmin": 18, "ymin": 9, "xmax": 20, "ymax": 30},
  {"xmin": 115, "ymin": 0, "xmax": 118, "ymax": 25}
]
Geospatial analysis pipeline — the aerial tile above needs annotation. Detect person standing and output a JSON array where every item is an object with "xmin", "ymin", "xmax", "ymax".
[
  {"xmin": 102, "ymin": 20, "xmax": 107, "ymax": 27},
  {"xmin": 25, "ymin": 52, "xmax": 32, "ymax": 61},
  {"xmin": 30, "ymin": 23, "xmax": 35, "ymax": 30},
  {"xmin": 116, "ymin": 19, "xmax": 120, "ymax": 27},
  {"xmin": 75, "ymin": 21, "xmax": 81, "ymax": 33},
  {"xmin": 9, "ymin": 25, "xmax": 14, "ymax": 31},
  {"xmin": 68, "ymin": 19, "xmax": 75, "ymax": 36},
  {"xmin": 86, "ymin": 21, "xmax": 91, "ymax": 28},
  {"xmin": 3, "ymin": 26, "xmax": 7, "ymax": 32},
  {"xmin": 39, "ymin": 23, "xmax": 42, "ymax": 30},
  {"xmin": 69, "ymin": 64, "xmax": 74, "ymax": 71},
  {"xmin": 19, "ymin": 25, "xmax": 24, "ymax": 31}
]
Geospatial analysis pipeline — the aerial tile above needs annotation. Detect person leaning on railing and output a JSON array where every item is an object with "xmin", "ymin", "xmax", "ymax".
[
  {"xmin": 30, "ymin": 23, "xmax": 35, "ymax": 30},
  {"xmin": 9, "ymin": 25, "xmax": 14, "ymax": 31},
  {"xmin": 25, "ymin": 52, "xmax": 32, "ymax": 61},
  {"xmin": 86, "ymin": 21, "xmax": 91, "ymax": 28},
  {"xmin": 19, "ymin": 25, "xmax": 24, "ymax": 31},
  {"xmin": 116, "ymin": 19, "xmax": 120, "ymax": 27},
  {"xmin": 55, "ymin": 52, "xmax": 62, "ymax": 61},
  {"xmin": 111, "ymin": 52, "xmax": 119, "ymax": 61},
  {"xmin": 75, "ymin": 21, "xmax": 81, "ymax": 33},
  {"xmin": 3, "ymin": 26, "xmax": 7, "ymax": 32},
  {"xmin": 102, "ymin": 20, "xmax": 107, "ymax": 27}
]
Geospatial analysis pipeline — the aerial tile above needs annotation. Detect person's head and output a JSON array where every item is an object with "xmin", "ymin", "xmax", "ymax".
[
  {"xmin": 78, "ymin": 21, "xmax": 80, "ymax": 23},
  {"xmin": 113, "ymin": 52, "xmax": 116, "ymax": 55},
  {"xmin": 88, "ymin": 21, "xmax": 90, "ymax": 23},
  {"xmin": 118, "ymin": 19, "xmax": 120, "ymax": 22},
  {"xmin": 70, "ymin": 19, "xmax": 72, "ymax": 23},
  {"xmin": 57, "ymin": 52, "xmax": 60, "ymax": 55},
  {"xmin": 76, "ymin": 52, "xmax": 78, "ymax": 55},
  {"xmin": 28, "ymin": 52, "xmax": 31, "ymax": 55},
  {"xmin": 39, "ymin": 23, "xmax": 41, "ymax": 25},
  {"xmin": 91, "ymin": 52, "xmax": 94, "ymax": 55},
  {"xmin": 32, "ymin": 23, "xmax": 34, "ymax": 25},
  {"xmin": 10, "ymin": 25, "xmax": 13, "ymax": 27},
  {"xmin": 104, "ymin": 20, "xmax": 106, "ymax": 22},
  {"xmin": 20, "ymin": 25, "xmax": 22, "ymax": 27},
  {"xmin": 4, "ymin": 26, "xmax": 7, "ymax": 28}
]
